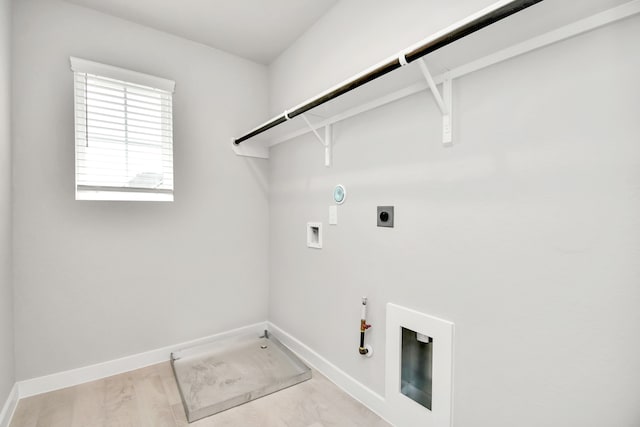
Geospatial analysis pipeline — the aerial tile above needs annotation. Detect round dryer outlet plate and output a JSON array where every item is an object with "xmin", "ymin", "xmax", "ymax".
[{"xmin": 333, "ymin": 184, "xmax": 346, "ymax": 204}]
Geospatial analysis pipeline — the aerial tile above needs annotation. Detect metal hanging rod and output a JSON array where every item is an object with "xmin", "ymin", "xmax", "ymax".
[{"xmin": 233, "ymin": 0, "xmax": 542, "ymax": 146}]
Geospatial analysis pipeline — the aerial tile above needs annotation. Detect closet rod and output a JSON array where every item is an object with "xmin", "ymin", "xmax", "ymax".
[{"xmin": 234, "ymin": 0, "xmax": 542, "ymax": 145}]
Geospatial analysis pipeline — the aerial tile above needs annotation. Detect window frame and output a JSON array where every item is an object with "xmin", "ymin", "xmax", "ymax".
[{"xmin": 70, "ymin": 57, "xmax": 176, "ymax": 202}]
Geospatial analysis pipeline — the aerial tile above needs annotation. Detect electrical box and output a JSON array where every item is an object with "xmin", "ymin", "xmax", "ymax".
[{"xmin": 377, "ymin": 206, "xmax": 394, "ymax": 227}]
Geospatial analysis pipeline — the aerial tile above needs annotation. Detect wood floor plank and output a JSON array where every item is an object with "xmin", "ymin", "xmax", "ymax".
[
  {"xmin": 155, "ymin": 362, "xmax": 183, "ymax": 406},
  {"xmin": 34, "ymin": 386, "xmax": 75, "ymax": 427},
  {"xmin": 8, "ymin": 363, "xmax": 390, "ymax": 427},
  {"xmin": 103, "ymin": 371, "xmax": 142, "ymax": 427},
  {"xmin": 9, "ymin": 394, "xmax": 46, "ymax": 427},
  {"xmin": 70, "ymin": 378, "xmax": 107, "ymax": 427},
  {"xmin": 132, "ymin": 373, "xmax": 175, "ymax": 427},
  {"xmin": 170, "ymin": 402, "xmax": 189, "ymax": 427}
]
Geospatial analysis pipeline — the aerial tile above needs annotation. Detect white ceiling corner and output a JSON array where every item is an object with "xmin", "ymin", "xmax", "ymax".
[{"xmin": 62, "ymin": 0, "xmax": 339, "ymax": 64}]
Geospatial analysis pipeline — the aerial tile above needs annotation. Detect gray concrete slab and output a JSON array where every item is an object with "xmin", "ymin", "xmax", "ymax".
[{"xmin": 172, "ymin": 335, "xmax": 311, "ymax": 423}]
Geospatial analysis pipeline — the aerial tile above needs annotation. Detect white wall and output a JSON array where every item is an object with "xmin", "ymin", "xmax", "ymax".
[
  {"xmin": 0, "ymin": 0, "xmax": 14, "ymax": 406},
  {"xmin": 269, "ymin": 0, "xmax": 496, "ymax": 115},
  {"xmin": 12, "ymin": 0, "xmax": 269, "ymax": 380},
  {"xmin": 268, "ymin": 2, "xmax": 640, "ymax": 426}
]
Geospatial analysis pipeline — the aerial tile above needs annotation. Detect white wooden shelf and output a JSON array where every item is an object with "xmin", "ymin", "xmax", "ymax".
[{"xmin": 232, "ymin": 0, "xmax": 639, "ymax": 162}]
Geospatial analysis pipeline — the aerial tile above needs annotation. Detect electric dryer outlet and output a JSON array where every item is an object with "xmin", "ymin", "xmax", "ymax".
[{"xmin": 377, "ymin": 206, "xmax": 394, "ymax": 227}]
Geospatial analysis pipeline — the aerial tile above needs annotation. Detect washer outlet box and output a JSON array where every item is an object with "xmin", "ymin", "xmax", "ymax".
[{"xmin": 307, "ymin": 222, "xmax": 323, "ymax": 248}]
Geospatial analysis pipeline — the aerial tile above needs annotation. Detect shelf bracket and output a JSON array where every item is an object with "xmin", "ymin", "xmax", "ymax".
[
  {"xmin": 231, "ymin": 138, "xmax": 269, "ymax": 159},
  {"xmin": 301, "ymin": 113, "xmax": 332, "ymax": 167},
  {"xmin": 417, "ymin": 59, "xmax": 453, "ymax": 145}
]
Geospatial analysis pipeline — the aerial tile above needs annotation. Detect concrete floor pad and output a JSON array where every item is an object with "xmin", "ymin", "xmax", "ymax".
[{"xmin": 171, "ymin": 333, "xmax": 312, "ymax": 423}]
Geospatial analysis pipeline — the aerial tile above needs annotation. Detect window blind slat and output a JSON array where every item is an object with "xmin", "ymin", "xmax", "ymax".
[
  {"xmin": 79, "ymin": 116, "xmax": 173, "ymax": 133},
  {"xmin": 76, "ymin": 142, "xmax": 172, "ymax": 155},
  {"xmin": 78, "ymin": 111, "xmax": 172, "ymax": 129},
  {"xmin": 77, "ymin": 169, "xmax": 173, "ymax": 183},
  {"xmin": 77, "ymin": 185, "xmax": 173, "ymax": 194},
  {"xmin": 76, "ymin": 133, "xmax": 172, "ymax": 148},
  {"xmin": 76, "ymin": 150, "xmax": 174, "ymax": 163},
  {"xmin": 76, "ymin": 157, "xmax": 174, "ymax": 168},
  {"xmin": 80, "ymin": 103, "xmax": 172, "ymax": 120},
  {"xmin": 76, "ymin": 123, "xmax": 173, "ymax": 139},
  {"xmin": 75, "ymin": 92, "xmax": 173, "ymax": 112},
  {"xmin": 77, "ymin": 95, "xmax": 169, "ymax": 114},
  {"xmin": 77, "ymin": 168, "xmax": 174, "ymax": 177},
  {"xmin": 75, "ymin": 143, "xmax": 172, "ymax": 155},
  {"xmin": 75, "ymin": 146, "xmax": 173, "ymax": 159},
  {"xmin": 80, "ymin": 88, "xmax": 172, "ymax": 110}
]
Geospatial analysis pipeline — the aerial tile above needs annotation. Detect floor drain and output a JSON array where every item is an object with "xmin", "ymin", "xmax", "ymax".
[{"xmin": 261, "ymin": 345, "xmax": 268, "ymax": 349}]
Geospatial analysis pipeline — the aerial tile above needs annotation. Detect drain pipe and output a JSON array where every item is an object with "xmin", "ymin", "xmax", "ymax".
[{"xmin": 359, "ymin": 297, "xmax": 373, "ymax": 357}]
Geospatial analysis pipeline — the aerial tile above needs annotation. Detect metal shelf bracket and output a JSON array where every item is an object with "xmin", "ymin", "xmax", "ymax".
[
  {"xmin": 301, "ymin": 113, "xmax": 332, "ymax": 167},
  {"xmin": 417, "ymin": 59, "xmax": 453, "ymax": 145}
]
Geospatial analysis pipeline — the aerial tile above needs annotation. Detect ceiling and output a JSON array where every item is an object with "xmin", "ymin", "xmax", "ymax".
[{"xmin": 63, "ymin": 0, "xmax": 339, "ymax": 64}]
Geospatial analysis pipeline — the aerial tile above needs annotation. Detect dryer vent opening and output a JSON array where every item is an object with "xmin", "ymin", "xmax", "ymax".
[
  {"xmin": 401, "ymin": 327, "xmax": 433, "ymax": 410},
  {"xmin": 386, "ymin": 303, "xmax": 454, "ymax": 426}
]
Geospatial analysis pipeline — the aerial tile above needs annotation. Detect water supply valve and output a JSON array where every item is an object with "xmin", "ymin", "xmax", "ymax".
[{"xmin": 359, "ymin": 297, "xmax": 373, "ymax": 357}]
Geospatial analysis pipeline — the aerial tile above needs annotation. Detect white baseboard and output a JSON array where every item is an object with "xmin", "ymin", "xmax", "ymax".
[
  {"xmin": 18, "ymin": 321, "xmax": 267, "ymax": 399},
  {"xmin": 267, "ymin": 322, "xmax": 392, "ymax": 425},
  {"xmin": 0, "ymin": 383, "xmax": 19, "ymax": 427},
  {"xmin": 8, "ymin": 321, "xmax": 390, "ymax": 426}
]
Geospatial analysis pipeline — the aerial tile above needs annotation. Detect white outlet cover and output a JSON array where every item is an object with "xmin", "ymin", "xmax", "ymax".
[{"xmin": 329, "ymin": 206, "xmax": 338, "ymax": 225}]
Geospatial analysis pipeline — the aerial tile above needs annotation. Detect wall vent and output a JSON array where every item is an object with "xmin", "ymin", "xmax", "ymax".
[{"xmin": 386, "ymin": 304, "xmax": 454, "ymax": 427}]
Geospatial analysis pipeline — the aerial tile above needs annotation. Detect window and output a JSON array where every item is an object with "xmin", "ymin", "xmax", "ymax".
[{"xmin": 70, "ymin": 57, "xmax": 175, "ymax": 201}]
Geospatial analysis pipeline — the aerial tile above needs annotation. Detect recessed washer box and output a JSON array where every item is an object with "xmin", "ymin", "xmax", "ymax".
[{"xmin": 307, "ymin": 222, "xmax": 322, "ymax": 248}]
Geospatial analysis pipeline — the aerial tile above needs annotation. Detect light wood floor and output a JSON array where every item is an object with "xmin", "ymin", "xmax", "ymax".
[{"xmin": 9, "ymin": 362, "xmax": 391, "ymax": 427}]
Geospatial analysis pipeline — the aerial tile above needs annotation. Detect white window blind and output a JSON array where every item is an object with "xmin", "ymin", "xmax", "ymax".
[{"xmin": 70, "ymin": 57, "xmax": 175, "ymax": 201}]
